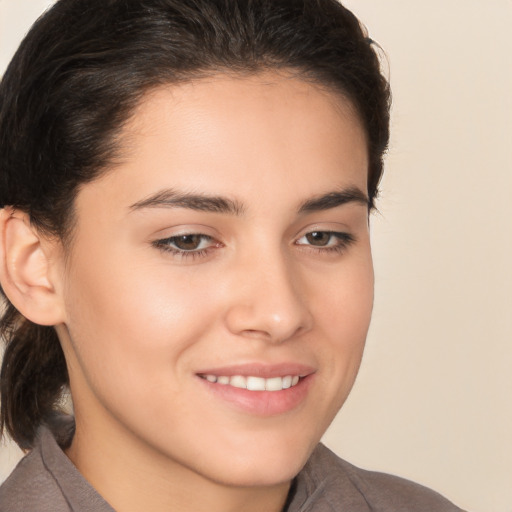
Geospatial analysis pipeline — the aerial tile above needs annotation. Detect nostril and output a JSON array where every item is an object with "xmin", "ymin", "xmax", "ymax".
[
  {"xmin": 240, "ymin": 328, "xmax": 273, "ymax": 339},
  {"xmin": 223, "ymin": 275, "xmax": 313, "ymax": 342}
]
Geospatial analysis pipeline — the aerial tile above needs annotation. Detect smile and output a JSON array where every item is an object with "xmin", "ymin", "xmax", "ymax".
[
  {"xmin": 199, "ymin": 374, "xmax": 301, "ymax": 391},
  {"xmin": 197, "ymin": 366, "xmax": 315, "ymax": 416}
]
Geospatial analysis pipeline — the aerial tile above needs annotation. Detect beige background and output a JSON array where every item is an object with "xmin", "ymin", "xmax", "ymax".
[{"xmin": 1, "ymin": 1, "xmax": 511, "ymax": 511}]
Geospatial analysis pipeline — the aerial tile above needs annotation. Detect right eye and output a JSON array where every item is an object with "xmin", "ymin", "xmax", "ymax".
[{"xmin": 152, "ymin": 233, "xmax": 219, "ymax": 259}]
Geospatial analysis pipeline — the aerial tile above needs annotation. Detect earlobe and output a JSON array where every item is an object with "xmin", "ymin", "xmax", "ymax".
[{"xmin": 0, "ymin": 208, "xmax": 66, "ymax": 326}]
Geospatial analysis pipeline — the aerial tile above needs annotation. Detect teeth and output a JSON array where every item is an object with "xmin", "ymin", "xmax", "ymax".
[
  {"xmin": 230, "ymin": 375, "xmax": 246, "ymax": 389},
  {"xmin": 265, "ymin": 377, "xmax": 283, "ymax": 391},
  {"xmin": 282, "ymin": 375, "xmax": 292, "ymax": 389},
  {"xmin": 201, "ymin": 374, "xmax": 302, "ymax": 391},
  {"xmin": 247, "ymin": 376, "xmax": 266, "ymax": 391}
]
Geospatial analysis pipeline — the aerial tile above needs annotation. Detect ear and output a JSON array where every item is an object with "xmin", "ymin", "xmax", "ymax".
[{"xmin": 0, "ymin": 208, "xmax": 66, "ymax": 326}]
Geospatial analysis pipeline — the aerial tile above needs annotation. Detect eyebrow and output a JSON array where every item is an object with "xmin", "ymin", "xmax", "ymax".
[
  {"xmin": 129, "ymin": 189, "xmax": 246, "ymax": 215},
  {"xmin": 298, "ymin": 187, "xmax": 370, "ymax": 213},
  {"xmin": 129, "ymin": 186, "xmax": 369, "ymax": 215}
]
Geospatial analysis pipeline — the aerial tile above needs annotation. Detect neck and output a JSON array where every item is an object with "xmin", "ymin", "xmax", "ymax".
[{"xmin": 66, "ymin": 420, "xmax": 292, "ymax": 512}]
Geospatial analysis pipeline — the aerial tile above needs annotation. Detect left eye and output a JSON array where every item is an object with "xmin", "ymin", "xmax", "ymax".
[{"xmin": 296, "ymin": 231, "xmax": 353, "ymax": 248}]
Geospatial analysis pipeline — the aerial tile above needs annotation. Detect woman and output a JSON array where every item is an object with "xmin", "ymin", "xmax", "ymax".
[{"xmin": 0, "ymin": 0, "xmax": 465, "ymax": 510}]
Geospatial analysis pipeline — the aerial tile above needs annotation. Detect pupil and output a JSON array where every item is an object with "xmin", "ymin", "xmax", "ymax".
[
  {"xmin": 175, "ymin": 235, "xmax": 201, "ymax": 250},
  {"xmin": 306, "ymin": 232, "xmax": 329, "ymax": 246}
]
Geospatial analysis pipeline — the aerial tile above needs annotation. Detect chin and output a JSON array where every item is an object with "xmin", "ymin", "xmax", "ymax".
[
  {"xmin": 196, "ymin": 435, "xmax": 316, "ymax": 488},
  {"xmin": 208, "ymin": 458, "xmax": 306, "ymax": 488}
]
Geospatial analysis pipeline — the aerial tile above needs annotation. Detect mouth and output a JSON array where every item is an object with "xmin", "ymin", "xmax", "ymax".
[
  {"xmin": 198, "ymin": 374, "xmax": 301, "ymax": 391},
  {"xmin": 196, "ymin": 364, "xmax": 315, "ymax": 416}
]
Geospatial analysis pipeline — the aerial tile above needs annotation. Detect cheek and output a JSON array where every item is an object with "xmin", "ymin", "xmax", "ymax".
[
  {"xmin": 309, "ymin": 252, "xmax": 373, "ymax": 397},
  {"xmin": 313, "ymin": 248, "xmax": 374, "ymax": 339},
  {"xmin": 62, "ymin": 249, "xmax": 222, "ymax": 395}
]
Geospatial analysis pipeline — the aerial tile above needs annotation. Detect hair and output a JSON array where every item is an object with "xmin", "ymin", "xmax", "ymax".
[{"xmin": 0, "ymin": 0, "xmax": 390, "ymax": 450}]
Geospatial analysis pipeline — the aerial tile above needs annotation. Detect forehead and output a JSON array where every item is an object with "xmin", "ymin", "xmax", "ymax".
[
  {"xmin": 129, "ymin": 71, "xmax": 366, "ymax": 147},
  {"xmin": 78, "ymin": 71, "xmax": 369, "ymax": 214}
]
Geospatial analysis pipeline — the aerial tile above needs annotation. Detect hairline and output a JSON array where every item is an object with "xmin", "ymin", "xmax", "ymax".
[{"xmin": 56, "ymin": 66, "xmax": 371, "ymax": 253}]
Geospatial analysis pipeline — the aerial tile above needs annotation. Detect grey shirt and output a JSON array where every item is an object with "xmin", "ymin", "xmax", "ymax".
[{"xmin": 0, "ymin": 428, "xmax": 465, "ymax": 511}]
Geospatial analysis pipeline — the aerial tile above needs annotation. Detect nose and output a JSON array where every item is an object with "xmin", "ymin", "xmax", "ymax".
[{"xmin": 224, "ymin": 252, "xmax": 313, "ymax": 343}]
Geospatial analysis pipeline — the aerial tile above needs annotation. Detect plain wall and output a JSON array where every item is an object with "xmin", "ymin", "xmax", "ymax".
[{"xmin": 1, "ymin": 2, "xmax": 511, "ymax": 511}]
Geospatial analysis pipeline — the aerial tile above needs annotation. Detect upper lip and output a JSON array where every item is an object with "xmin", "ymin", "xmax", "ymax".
[{"xmin": 196, "ymin": 363, "xmax": 316, "ymax": 379}]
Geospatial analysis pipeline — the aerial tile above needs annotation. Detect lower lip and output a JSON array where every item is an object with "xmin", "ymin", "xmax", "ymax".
[{"xmin": 198, "ymin": 375, "xmax": 313, "ymax": 416}]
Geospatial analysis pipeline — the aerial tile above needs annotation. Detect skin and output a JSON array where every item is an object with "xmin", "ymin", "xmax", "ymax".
[{"xmin": 2, "ymin": 72, "xmax": 374, "ymax": 512}]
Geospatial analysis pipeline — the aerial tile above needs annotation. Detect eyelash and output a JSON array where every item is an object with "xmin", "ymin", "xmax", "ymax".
[
  {"xmin": 152, "ymin": 234, "xmax": 218, "ymax": 261},
  {"xmin": 152, "ymin": 231, "xmax": 356, "ymax": 260},
  {"xmin": 295, "ymin": 231, "xmax": 356, "ymax": 254}
]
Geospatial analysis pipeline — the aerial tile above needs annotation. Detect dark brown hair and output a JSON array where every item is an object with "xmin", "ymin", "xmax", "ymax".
[{"xmin": 0, "ymin": 0, "xmax": 390, "ymax": 450}]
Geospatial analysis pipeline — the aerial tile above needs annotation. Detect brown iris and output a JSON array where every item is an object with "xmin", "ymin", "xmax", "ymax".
[
  {"xmin": 305, "ymin": 232, "xmax": 332, "ymax": 246},
  {"xmin": 172, "ymin": 235, "xmax": 204, "ymax": 250}
]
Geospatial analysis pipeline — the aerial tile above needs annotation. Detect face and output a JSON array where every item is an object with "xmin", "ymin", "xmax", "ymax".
[{"xmin": 56, "ymin": 72, "xmax": 373, "ymax": 488}]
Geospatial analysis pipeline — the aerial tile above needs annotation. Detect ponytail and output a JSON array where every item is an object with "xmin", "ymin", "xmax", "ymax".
[{"xmin": 0, "ymin": 301, "xmax": 69, "ymax": 450}]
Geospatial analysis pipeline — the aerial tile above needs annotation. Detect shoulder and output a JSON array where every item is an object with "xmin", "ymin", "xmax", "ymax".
[
  {"xmin": 0, "ymin": 445, "xmax": 70, "ymax": 512},
  {"xmin": 293, "ymin": 444, "xmax": 466, "ymax": 512},
  {"xmin": 0, "ymin": 424, "xmax": 112, "ymax": 512}
]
